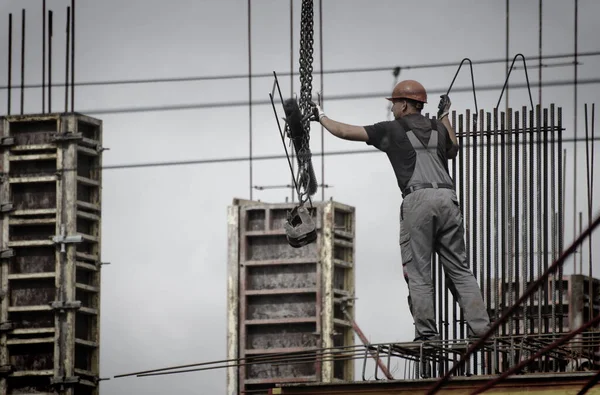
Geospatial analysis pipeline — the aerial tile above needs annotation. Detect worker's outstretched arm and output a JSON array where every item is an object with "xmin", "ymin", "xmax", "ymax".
[{"xmin": 310, "ymin": 102, "xmax": 369, "ymax": 142}]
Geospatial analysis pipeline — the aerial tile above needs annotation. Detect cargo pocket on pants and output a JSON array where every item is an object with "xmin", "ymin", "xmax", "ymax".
[{"xmin": 399, "ymin": 227, "xmax": 412, "ymax": 284}]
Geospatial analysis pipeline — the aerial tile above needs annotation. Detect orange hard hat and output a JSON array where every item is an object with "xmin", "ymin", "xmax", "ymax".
[{"xmin": 386, "ymin": 80, "xmax": 427, "ymax": 103}]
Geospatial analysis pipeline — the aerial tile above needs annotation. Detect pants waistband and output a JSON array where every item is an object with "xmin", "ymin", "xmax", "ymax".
[{"xmin": 402, "ymin": 183, "xmax": 454, "ymax": 198}]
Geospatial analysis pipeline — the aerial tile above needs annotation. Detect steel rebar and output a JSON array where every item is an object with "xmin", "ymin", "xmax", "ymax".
[
  {"xmin": 536, "ymin": 105, "xmax": 543, "ymax": 339},
  {"xmin": 486, "ymin": 111, "xmax": 492, "ymax": 343},
  {"xmin": 7, "ymin": 13, "xmax": 12, "ymax": 115},
  {"xmin": 472, "ymin": 109, "xmax": 479, "ymax": 374},
  {"xmin": 48, "ymin": 10, "xmax": 53, "ymax": 113},
  {"xmin": 543, "ymin": 107, "xmax": 550, "ymax": 334},
  {"xmin": 464, "ymin": 111, "xmax": 470, "ymax": 341},
  {"xmin": 522, "ymin": 107, "xmax": 529, "ymax": 337},
  {"xmin": 514, "ymin": 109, "xmax": 521, "ymax": 336},
  {"xmin": 248, "ymin": 0, "xmax": 253, "ymax": 200},
  {"xmin": 529, "ymin": 109, "xmax": 535, "ymax": 334},
  {"xmin": 573, "ymin": 0, "xmax": 579, "ymax": 274},
  {"xmin": 508, "ymin": 108, "xmax": 514, "ymax": 336},
  {"xmin": 457, "ymin": 112, "xmax": 464, "ymax": 341},
  {"xmin": 501, "ymin": 110, "xmax": 507, "ymax": 337},
  {"xmin": 71, "ymin": 0, "xmax": 76, "ymax": 112},
  {"xmin": 494, "ymin": 108, "xmax": 500, "ymax": 328},
  {"xmin": 20, "ymin": 9, "xmax": 25, "ymax": 115},
  {"xmin": 585, "ymin": 103, "xmax": 592, "ymax": 321},
  {"xmin": 65, "ymin": 7, "xmax": 71, "ymax": 113},
  {"xmin": 558, "ymin": 107, "xmax": 564, "ymax": 331},
  {"xmin": 550, "ymin": 104, "xmax": 557, "ymax": 335},
  {"xmin": 427, "ymin": 212, "xmax": 600, "ymax": 395},
  {"xmin": 42, "ymin": 0, "xmax": 46, "ymax": 113}
]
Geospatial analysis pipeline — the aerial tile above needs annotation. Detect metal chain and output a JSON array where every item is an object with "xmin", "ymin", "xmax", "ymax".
[{"xmin": 297, "ymin": 0, "xmax": 314, "ymax": 204}]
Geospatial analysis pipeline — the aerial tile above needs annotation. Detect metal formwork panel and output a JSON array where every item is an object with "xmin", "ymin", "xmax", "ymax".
[
  {"xmin": 227, "ymin": 199, "xmax": 355, "ymax": 395},
  {"xmin": 0, "ymin": 113, "xmax": 103, "ymax": 395}
]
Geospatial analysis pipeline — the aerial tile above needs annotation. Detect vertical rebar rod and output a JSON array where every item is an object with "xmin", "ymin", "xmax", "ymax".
[
  {"xmin": 20, "ymin": 9, "xmax": 25, "ymax": 115},
  {"xmin": 584, "ymin": 103, "xmax": 592, "ymax": 321},
  {"xmin": 289, "ymin": 0, "xmax": 295, "ymax": 202},
  {"xmin": 70, "ymin": 0, "xmax": 75, "ymax": 112},
  {"xmin": 486, "ymin": 110, "xmax": 492, "ymax": 375},
  {"xmin": 522, "ymin": 107, "xmax": 529, "ymax": 336},
  {"xmin": 478, "ymin": 109, "xmax": 485, "ymax": 339},
  {"xmin": 579, "ymin": 211, "xmax": 583, "ymax": 274},
  {"xmin": 529, "ymin": 109, "xmax": 535, "ymax": 334},
  {"xmin": 247, "ymin": 0, "xmax": 253, "ymax": 200},
  {"xmin": 319, "ymin": 0, "xmax": 324, "ymax": 201},
  {"xmin": 65, "ymin": 7, "xmax": 71, "ymax": 113},
  {"xmin": 536, "ymin": 104, "xmax": 543, "ymax": 336},
  {"xmin": 7, "ymin": 13, "xmax": 12, "ymax": 116},
  {"xmin": 573, "ymin": 0, "xmax": 578, "ymax": 273},
  {"xmin": 500, "ymin": 110, "xmax": 507, "ymax": 337},
  {"xmin": 42, "ymin": 0, "xmax": 46, "ymax": 113},
  {"xmin": 550, "ymin": 104, "xmax": 557, "ymax": 334},
  {"xmin": 48, "ymin": 11, "xmax": 53, "ymax": 113},
  {"xmin": 486, "ymin": 111, "xmax": 492, "ymax": 324},
  {"xmin": 543, "ymin": 107, "xmax": 550, "ymax": 333},
  {"xmin": 590, "ymin": 104, "xmax": 595, "ymax": 321},
  {"xmin": 507, "ymin": 108, "xmax": 514, "ymax": 336},
  {"xmin": 558, "ymin": 108, "xmax": 564, "ymax": 332},
  {"xmin": 505, "ymin": 0, "xmax": 510, "ymax": 112},
  {"xmin": 514, "ymin": 109, "xmax": 521, "ymax": 335},
  {"xmin": 459, "ymin": 112, "xmax": 466, "ymax": 340},
  {"xmin": 448, "ymin": 110, "xmax": 456, "ymax": 345},
  {"xmin": 493, "ymin": 108, "xmax": 500, "ymax": 329},
  {"xmin": 456, "ymin": 111, "xmax": 463, "ymax": 341},
  {"xmin": 538, "ymin": 0, "xmax": 543, "ymax": 107},
  {"xmin": 471, "ymin": 109, "xmax": 479, "ymax": 374}
]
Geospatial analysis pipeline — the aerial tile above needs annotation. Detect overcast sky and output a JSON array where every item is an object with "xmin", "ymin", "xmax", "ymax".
[{"xmin": 0, "ymin": 0, "xmax": 599, "ymax": 394}]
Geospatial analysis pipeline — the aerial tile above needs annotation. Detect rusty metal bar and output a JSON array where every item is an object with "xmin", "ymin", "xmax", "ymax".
[
  {"xmin": 578, "ymin": 370, "xmax": 600, "ymax": 395},
  {"xmin": 343, "ymin": 309, "xmax": 393, "ymax": 380},
  {"xmin": 485, "ymin": 111, "xmax": 492, "ymax": 337},
  {"xmin": 471, "ymin": 314, "xmax": 600, "ymax": 395},
  {"xmin": 425, "ymin": 212, "xmax": 600, "ymax": 395}
]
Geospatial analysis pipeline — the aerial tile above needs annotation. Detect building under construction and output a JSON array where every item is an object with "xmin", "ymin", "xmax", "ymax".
[{"xmin": 0, "ymin": 1, "xmax": 599, "ymax": 395}]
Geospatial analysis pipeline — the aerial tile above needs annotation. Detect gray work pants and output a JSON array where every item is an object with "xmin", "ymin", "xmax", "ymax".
[{"xmin": 400, "ymin": 188, "xmax": 490, "ymax": 340}]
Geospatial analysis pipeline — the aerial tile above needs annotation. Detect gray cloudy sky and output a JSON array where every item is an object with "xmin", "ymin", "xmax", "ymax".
[{"xmin": 0, "ymin": 0, "xmax": 599, "ymax": 394}]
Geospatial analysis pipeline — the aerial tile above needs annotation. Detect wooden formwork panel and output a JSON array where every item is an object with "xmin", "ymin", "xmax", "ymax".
[
  {"xmin": 0, "ymin": 113, "xmax": 103, "ymax": 395},
  {"xmin": 228, "ymin": 200, "xmax": 356, "ymax": 395}
]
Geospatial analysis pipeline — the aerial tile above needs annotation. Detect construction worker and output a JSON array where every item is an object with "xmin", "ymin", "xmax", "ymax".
[{"xmin": 309, "ymin": 80, "xmax": 491, "ymax": 341}]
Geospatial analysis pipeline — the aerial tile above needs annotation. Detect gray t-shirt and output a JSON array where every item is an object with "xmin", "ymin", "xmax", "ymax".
[{"xmin": 363, "ymin": 114, "xmax": 457, "ymax": 191}]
